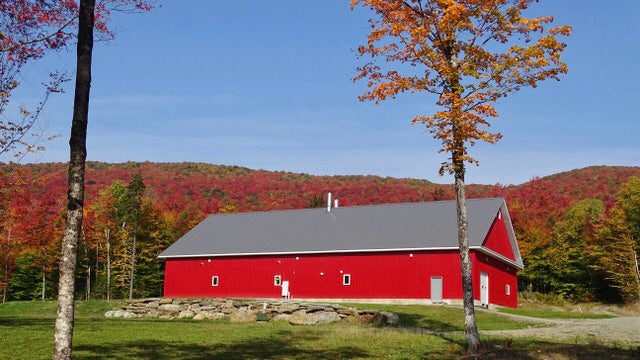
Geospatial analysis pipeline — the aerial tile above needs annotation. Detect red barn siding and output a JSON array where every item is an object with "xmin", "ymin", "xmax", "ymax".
[
  {"xmin": 164, "ymin": 249, "xmax": 518, "ymax": 307},
  {"xmin": 482, "ymin": 213, "xmax": 515, "ymax": 261},
  {"xmin": 472, "ymin": 252, "xmax": 518, "ymax": 308}
]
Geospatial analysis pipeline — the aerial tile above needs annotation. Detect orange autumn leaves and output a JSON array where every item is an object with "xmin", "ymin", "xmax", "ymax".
[{"xmin": 352, "ymin": 0, "xmax": 571, "ymax": 174}]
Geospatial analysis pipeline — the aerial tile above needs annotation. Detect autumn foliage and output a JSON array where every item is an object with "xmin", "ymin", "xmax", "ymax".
[
  {"xmin": 352, "ymin": 0, "xmax": 571, "ymax": 173},
  {"xmin": 1, "ymin": 162, "xmax": 639, "ymax": 302}
]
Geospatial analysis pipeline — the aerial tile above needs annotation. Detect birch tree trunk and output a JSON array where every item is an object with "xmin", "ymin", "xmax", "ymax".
[
  {"xmin": 454, "ymin": 159, "xmax": 480, "ymax": 352},
  {"xmin": 83, "ymin": 233, "xmax": 90, "ymax": 300},
  {"xmin": 105, "ymin": 229, "xmax": 111, "ymax": 302},
  {"xmin": 2, "ymin": 225, "xmax": 10, "ymax": 303},
  {"xmin": 41, "ymin": 268, "xmax": 46, "ymax": 301},
  {"xmin": 52, "ymin": 1, "xmax": 94, "ymax": 358},
  {"xmin": 128, "ymin": 232, "xmax": 136, "ymax": 300},
  {"xmin": 632, "ymin": 241, "xmax": 640, "ymax": 300}
]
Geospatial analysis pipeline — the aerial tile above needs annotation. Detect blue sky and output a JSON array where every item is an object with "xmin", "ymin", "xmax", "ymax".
[{"xmin": 12, "ymin": 0, "xmax": 640, "ymax": 185}]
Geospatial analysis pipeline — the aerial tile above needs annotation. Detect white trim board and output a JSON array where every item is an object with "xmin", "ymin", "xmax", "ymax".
[{"xmin": 159, "ymin": 245, "xmax": 523, "ymax": 269}]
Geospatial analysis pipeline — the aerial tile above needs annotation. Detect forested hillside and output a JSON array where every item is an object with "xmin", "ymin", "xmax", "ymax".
[{"xmin": 1, "ymin": 162, "xmax": 639, "ymax": 303}]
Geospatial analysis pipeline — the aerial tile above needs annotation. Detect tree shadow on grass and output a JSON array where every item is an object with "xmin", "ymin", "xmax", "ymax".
[
  {"xmin": 420, "ymin": 332, "xmax": 640, "ymax": 360},
  {"xmin": 0, "ymin": 316, "xmax": 53, "ymax": 328},
  {"xmin": 394, "ymin": 312, "xmax": 461, "ymax": 332},
  {"xmin": 73, "ymin": 329, "xmax": 370, "ymax": 360},
  {"xmin": 457, "ymin": 340, "xmax": 640, "ymax": 360}
]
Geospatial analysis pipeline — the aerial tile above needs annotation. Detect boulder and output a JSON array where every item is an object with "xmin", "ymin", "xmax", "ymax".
[
  {"xmin": 230, "ymin": 308, "xmax": 257, "ymax": 323},
  {"xmin": 192, "ymin": 312, "xmax": 207, "ymax": 321},
  {"xmin": 159, "ymin": 298, "xmax": 173, "ymax": 305},
  {"xmin": 289, "ymin": 310, "xmax": 341, "ymax": 325},
  {"xmin": 371, "ymin": 311, "xmax": 399, "ymax": 326},
  {"xmin": 221, "ymin": 307, "xmax": 235, "ymax": 314},
  {"xmin": 312, "ymin": 311, "xmax": 342, "ymax": 324},
  {"xmin": 305, "ymin": 306, "xmax": 325, "ymax": 313},
  {"xmin": 278, "ymin": 303, "xmax": 301, "ymax": 314},
  {"xmin": 201, "ymin": 298, "xmax": 214, "ymax": 306},
  {"xmin": 159, "ymin": 304, "xmax": 182, "ymax": 314},
  {"xmin": 145, "ymin": 301, "xmax": 160, "ymax": 309},
  {"xmin": 178, "ymin": 310, "xmax": 195, "ymax": 319},
  {"xmin": 224, "ymin": 300, "xmax": 234, "ymax": 308},
  {"xmin": 337, "ymin": 307, "xmax": 359, "ymax": 316},
  {"xmin": 205, "ymin": 312, "xmax": 227, "ymax": 320},
  {"xmin": 104, "ymin": 310, "xmax": 137, "ymax": 319}
]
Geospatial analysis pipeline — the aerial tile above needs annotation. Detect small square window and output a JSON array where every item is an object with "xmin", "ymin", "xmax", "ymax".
[
  {"xmin": 274, "ymin": 275, "xmax": 282, "ymax": 286},
  {"xmin": 505, "ymin": 284, "xmax": 511, "ymax": 295},
  {"xmin": 343, "ymin": 274, "xmax": 351, "ymax": 286},
  {"xmin": 211, "ymin": 276, "xmax": 219, "ymax": 287}
]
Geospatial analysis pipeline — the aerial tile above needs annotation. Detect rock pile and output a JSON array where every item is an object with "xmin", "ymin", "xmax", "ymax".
[{"xmin": 104, "ymin": 298, "xmax": 399, "ymax": 326}]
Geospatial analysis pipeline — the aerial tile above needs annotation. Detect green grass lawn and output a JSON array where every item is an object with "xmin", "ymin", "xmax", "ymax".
[
  {"xmin": 0, "ymin": 300, "xmax": 637, "ymax": 359},
  {"xmin": 497, "ymin": 306, "xmax": 616, "ymax": 319}
]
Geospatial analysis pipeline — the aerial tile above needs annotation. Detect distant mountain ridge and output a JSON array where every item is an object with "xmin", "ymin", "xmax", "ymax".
[
  {"xmin": 2, "ymin": 162, "xmax": 639, "ymax": 214},
  {"xmin": 2, "ymin": 162, "xmax": 639, "ymax": 242},
  {"xmin": 2, "ymin": 162, "xmax": 639, "ymax": 302}
]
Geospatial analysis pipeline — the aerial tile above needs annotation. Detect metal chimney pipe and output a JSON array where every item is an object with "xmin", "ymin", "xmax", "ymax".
[
  {"xmin": 327, "ymin": 192, "xmax": 332, "ymax": 212},
  {"xmin": 334, "ymin": 199, "xmax": 339, "ymax": 208}
]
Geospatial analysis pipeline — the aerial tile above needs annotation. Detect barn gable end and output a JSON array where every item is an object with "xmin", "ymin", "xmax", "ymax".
[{"xmin": 482, "ymin": 213, "xmax": 516, "ymax": 261}]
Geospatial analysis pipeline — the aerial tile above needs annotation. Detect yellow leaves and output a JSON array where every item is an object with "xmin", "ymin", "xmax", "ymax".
[
  {"xmin": 353, "ymin": 0, "xmax": 571, "ymax": 174},
  {"xmin": 550, "ymin": 25, "xmax": 572, "ymax": 36}
]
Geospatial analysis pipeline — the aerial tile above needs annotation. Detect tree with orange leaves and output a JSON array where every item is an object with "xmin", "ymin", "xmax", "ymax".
[{"xmin": 351, "ymin": 0, "xmax": 571, "ymax": 352}]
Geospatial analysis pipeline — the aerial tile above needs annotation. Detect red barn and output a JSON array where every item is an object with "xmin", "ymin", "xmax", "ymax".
[{"xmin": 160, "ymin": 197, "xmax": 523, "ymax": 308}]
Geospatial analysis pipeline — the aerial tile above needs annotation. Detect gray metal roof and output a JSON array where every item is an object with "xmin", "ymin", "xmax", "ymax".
[{"xmin": 159, "ymin": 197, "xmax": 522, "ymax": 267}]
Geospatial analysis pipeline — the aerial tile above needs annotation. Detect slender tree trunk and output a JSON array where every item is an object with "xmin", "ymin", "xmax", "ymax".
[
  {"xmin": 128, "ymin": 232, "xmax": 136, "ymax": 300},
  {"xmin": 86, "ymin": 266, "xmax": 91, "ymax": 300},
  {"xmin": 2, "ymin": 225, "xmax": 10, "ymax": 303},
  {"xmin": 632, "ymin": 241, "xmax": 640, "ymax": 300},
  {"xmin": 52, "ymin": 1, "xmax": 94, "ymax": 358},
  {"xmin": 444, "ymin": 44, "xmax": 480, "ymax": 352},
  {"xmin": 42, "ymin": 267, "xmax": 46, "ymax": 301},
  {"xmin": 105, "ymin": 229, "xmax": 110, "ymax": 302},
  {"xmin": 454, "ymin": 158, "xmax": 480, "ymax": 352},
  {"xmin": 95, "ymin": 243, "xmax": 99, "ymax": 298},
  {"xmin": 83, "ymin": 232, "xmax": 89, "ymax": 300}
]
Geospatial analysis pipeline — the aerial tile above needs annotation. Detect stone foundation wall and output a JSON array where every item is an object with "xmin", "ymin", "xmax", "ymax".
[{"xmin": 105, "ymin": 298, "xmax": 399, "ymax": 326}]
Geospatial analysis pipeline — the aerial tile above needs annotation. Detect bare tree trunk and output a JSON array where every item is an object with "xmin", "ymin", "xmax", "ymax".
[
  {"xmin": 42, "ymin": 267, "xmax": 46, "ymax": 301},
  {"xmin": 128, "ymin": 232, "xmax": 136, "ymax": 300},
  {"xmin": 454, "ymin": 161, "xmax": 480, "ymax": 352},
  {"xmin": 2, "ymin": 225, "xmax": 10, "ymax": 303},
  {"xmin": 82, "ymin": 232, "xmax": 89, "ymax": 300},
  {"xmin": 632, "ymin": 240, "xmax": 640, "ymax": 300},
  {"xmin": 105, "ymin": 229, "xmax": 110, "ymax": 302},
  {"xmin": 95, "ymin": 243, "xmax": 99, "ymax": 298},
  {"xmin": 86, "ymin": 266, "xmax": 90, "ymax": 300},
  {"xmin": 52, "ymin": 1, "xmax": 94, "ymax": 358}
]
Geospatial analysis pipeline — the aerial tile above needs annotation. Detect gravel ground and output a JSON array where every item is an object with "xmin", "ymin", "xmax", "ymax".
[{"xmin": 481, "ymin": 312, "xmax": 640, "ymax": 344}]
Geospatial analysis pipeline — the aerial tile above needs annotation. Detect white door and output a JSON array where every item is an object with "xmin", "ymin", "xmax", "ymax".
[
  {"xmin": 430, "ymin": 276, "xmax": 443, "ymax": 303},
  {"xmin": 281, "ymin": 281, "xmax": 289, "ymax": 297},
  {"xmin": 480, "ymin": 272, "xmax": 489, "ymax": 306}
]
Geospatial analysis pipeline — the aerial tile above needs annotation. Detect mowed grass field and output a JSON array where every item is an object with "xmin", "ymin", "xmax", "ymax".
[{"xmin": 0, "ymin": 300, "xmax": 638, "ymax": 359}]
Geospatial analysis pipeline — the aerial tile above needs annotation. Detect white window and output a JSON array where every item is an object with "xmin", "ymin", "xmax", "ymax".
[
  {"xmin": 343, "ymin": 274, "xmax": 351, "ymax": 286},
  {"xmin": 211, "ymin": 276, "xmax": 219, "ymax": 287},
  {"xmin": 274, "ymin": 275, "xmax": 282, "ymax": 286},
  {"xmin": 505, "ymin": 284, "xmax": 511, "ymax": 295}
]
